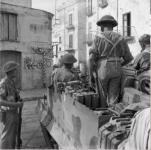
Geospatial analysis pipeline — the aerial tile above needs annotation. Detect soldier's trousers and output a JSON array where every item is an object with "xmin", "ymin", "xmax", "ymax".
[
  {"xmin": 97, "ymin": 60, "xmax": 122, "ymax": 106},
  {"xmin": 0, "ymin": 110, "xmax": 18, "ymax": 149}
]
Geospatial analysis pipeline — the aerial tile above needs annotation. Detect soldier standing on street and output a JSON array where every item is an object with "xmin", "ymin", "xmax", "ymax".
[
  {"xmin": 89, "ymin": 15, "xmax": 133, "ymax": 107},
  {"xmin": 0, "ymin": 61, "xmax": 23, "ymax": 149},
  {"xmin": 133, "ymin": 34, "xmax": 150, "ymax": 74}
]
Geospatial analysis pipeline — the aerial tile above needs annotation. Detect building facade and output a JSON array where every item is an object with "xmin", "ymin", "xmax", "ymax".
[
  {"xmin": 86, "ymin": 0, "xmax": 151, "ymax": 61},
  {"xmin": 52, "ymin": 0, "xmax": 87, "ymax": 67},
  {"xmin": 0, "ymin": 2, "xmax": 53, "ymax": 90},
  {"xmin": 1, "ymin": 0, "xmax": 32, "ymax": 7}
]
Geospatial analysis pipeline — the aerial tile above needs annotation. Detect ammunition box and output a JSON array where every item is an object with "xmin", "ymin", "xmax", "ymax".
[
  {"xmin": 76, "ymin": 94, "xmax": 85, "ymax": 104},
  {"xmin": 107, "ymin": 130, "xmax": 127, "ymax": 149},
  {"xmin": 98, "ymin": 110, "xmax": 113, "ymax": 128},
  {"xmin": 91, "ymin": 94, "xmax": 99, "ymax": 109},
  {"xmin": 99, "ymin": 123, "xmax": 117, "ymax": 149},
  {"xmin": 84, "ymin": 93, "xmax": 92, "ymax": 108},
  {"xmin": 110, "ymin": 131, "xmax": 128, "ymax": 149}
]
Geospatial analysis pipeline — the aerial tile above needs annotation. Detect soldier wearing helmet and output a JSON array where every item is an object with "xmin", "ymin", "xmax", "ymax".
[
  {"xmin": 89, "ymin": 15, "xmax": 133, "ymax": 107},
  {"xmin": 133, "ymin": 34, "xmax": 150, "ymax": 74},
  {"xmin": 0, "ymin": 61, "xmax": 23, "ymax": 149},
  {"xmin": 53, "ymin": 53, "xmax": 78, "ymax": 87}
]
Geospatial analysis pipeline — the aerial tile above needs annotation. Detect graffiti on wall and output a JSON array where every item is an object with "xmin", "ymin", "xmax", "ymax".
[
  {"xmin": 24, "ymin": 56, "xmax": 52, "ymax": 70},
  {"xmin": 24, "ymin": 46, "xmax": 53, "ymax": 87},
  {"xmin": 24, "ymin": 46, "xmax": 53, "ymax": 70},
  {"xmin": 24, "ymin": 57, "xmax": 34, "ymax": 70}
]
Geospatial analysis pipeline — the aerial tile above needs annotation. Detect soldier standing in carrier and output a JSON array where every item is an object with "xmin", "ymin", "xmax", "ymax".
[
  {"xmin": 133, "ymin": 34, "xmax": 150, "ymax": 74},
  {"xmin": 89, "ymin": 15, "xmax": 133, "ymax": 107},
  {"xmin": 0, "ymin": 61, "xmax": 23, "ymax": 149},
  {"xmin": 53, "ymin": 53, "xmax": 78, "ymax": 84}
]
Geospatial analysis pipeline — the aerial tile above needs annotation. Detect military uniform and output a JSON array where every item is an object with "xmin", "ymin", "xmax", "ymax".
[
  {"xmin": 0, "ymin": 61, "xmax": 20, "ymax": 149},
  {"xmin": 54, "ymin": 66, "xmax": 77, "ymax": 82},
  {"xmin": 121, "ymin": 108, "xmax": 150, "ymax": 150},
  {"xmin": 89, "ymin": 15, "xmax": 133, "ymax": 106},
  {"xmin": 133, "ymin": 47, "xmax": 150, "ymax": 73},
  {"xmin": 53, "ymin": 54, "xmax": 78, "ymax": 88},
  {"xmin": 133, "ymin": 34, "xmax": 150, "ymax": 74}
]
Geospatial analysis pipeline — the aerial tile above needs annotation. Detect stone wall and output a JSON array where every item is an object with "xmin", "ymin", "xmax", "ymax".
[{"xmin": 0, "ymin": 3, "xmax": 53, "ymax": 90}]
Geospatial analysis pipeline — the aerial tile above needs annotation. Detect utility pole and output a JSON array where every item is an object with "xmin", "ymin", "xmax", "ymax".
[
  {"xmin": 97, "ymin": 0, "xmax": 99, "ymax": 34},
  {"xmin": 117, "ymin": 0, "xmax": 119, "ymax": 32},
  {"xmin": 64, "ymin": 7, "xmax": 65, "ymax": 52}
]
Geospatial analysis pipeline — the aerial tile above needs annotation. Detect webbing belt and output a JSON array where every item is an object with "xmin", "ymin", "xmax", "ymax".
[{"xmin": 97, "ymin": 33, "xmax": 123, "ymax": 58}]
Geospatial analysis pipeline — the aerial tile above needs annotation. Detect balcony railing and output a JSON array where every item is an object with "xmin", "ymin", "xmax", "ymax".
[{"xmin": 66, "ymin": 24, "xmax": 75, "ymax": 30}]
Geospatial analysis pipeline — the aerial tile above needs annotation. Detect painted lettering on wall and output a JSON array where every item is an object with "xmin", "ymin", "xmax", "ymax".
[{"xmin": 30, "ymin": 22, "xmax": 51, "ymax": 33}]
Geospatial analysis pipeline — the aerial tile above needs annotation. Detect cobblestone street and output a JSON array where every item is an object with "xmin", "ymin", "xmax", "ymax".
[{"xmin": 21, "ymin": 100, "xmax": 47, "ymax": 149}]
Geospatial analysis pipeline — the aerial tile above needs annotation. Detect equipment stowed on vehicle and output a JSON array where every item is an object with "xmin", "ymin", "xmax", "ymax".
[{"xmin": 36, "ymin": 66, "xmax": 150, "ymax": 149}]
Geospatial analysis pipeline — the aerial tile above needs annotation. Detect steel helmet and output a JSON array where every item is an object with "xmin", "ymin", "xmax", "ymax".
[
  {"xmin": 61, "ymin": 53, "xmax": 77, "ymax": 64},
  {"xmin": 96, "ymin": 15, "xmax": 118, "ymax": 27},
  {"xmin": 3, "ymin": 61, "xmax": 19, "ymax": 73}
]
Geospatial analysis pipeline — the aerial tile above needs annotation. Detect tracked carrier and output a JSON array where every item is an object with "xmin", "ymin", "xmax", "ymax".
[{"xmin": 36, "ymin": 67, "xmax": 150, "ymax": 149}]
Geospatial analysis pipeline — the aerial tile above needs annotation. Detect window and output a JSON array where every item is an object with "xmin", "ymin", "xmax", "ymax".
[
  {"xmin": 59, "ymin": 47, "xmax": 61, "ymax": 51},
  {"xmin": 123, "ymin": 12, "xmax": 131, "ymax": 37},
  {"xmin": 88, "ymin": 22, "xmax": 92, "ymax": 40},
  {"xmin": 69, "ymin": 34, "xmax": 73, "ymax": 48},
  {"xmin": 0, "ymin": 13, "xmax": 18, "ymax": 41},
  {"xmin": 69, "ymin": 14, "xmax": 73, "ymax": 25},
  {"xmin": 56, "ymin": 45, "xmax": 58, "ymax": 57},
  {"xmin": 88, "ymin": 0, "xmax": 92, "ymax": 16},
  {"xmin": 59, "ymin": 36, "xmax": 61, "ymax": 43}
]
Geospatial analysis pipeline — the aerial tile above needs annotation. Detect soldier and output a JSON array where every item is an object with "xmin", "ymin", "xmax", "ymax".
[
  {"xmin": 89, "ymin": 15, "xmax": 133, "ymax": 107},
  {"xmin": 54, "ymin": 53, "xmax": 78, "ymax": 83},
  {"xmin": 120, "ymin": 108, "xmax": 150, "ymax": 150},
  {"xmin": 133, "ymin": 34, "xmax": 150, "ymax": 74},
  {"xmin": 0, "ymin": 61, "xmax": 23, "ymax": 149}
]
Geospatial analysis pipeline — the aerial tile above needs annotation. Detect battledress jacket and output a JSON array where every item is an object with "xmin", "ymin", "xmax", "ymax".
[
  {"xmin": 0, "ymin": 77, "xmax": 19, "ymax": 149},
  {"xmin": 133, "ymin": 46, "xmax": 150, "ymax": 72},
  {"xmin": 89, "ymin": 31, "xmax": 133, "ymax": 64}
]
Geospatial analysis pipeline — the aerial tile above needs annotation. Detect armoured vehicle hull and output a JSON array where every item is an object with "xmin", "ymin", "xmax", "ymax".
[{"xmin": 37, "ymin": 68, "xmax": 150, "ymax": 149}]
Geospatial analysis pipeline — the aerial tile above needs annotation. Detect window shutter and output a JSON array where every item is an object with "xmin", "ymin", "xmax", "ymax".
[
  {"xmin": 9, "ymin": 14, "xmax": 17, "ymax": 40},
  {"xmin": 2, "ymin": 13, "xmax": 9, "ymax": 40},
  {"xmin": 69, "ymin": 35, "xmax": 73, "ymax": 48},
  {"xmin": 1, "ymin": 13, "xmax": 17, "ymax": 41},
  {"xmin": 88, "ymin": 0, "xmax": 92, "ymax": 15},
  {"xmin": 123, "ymin": 13, "xmax": 131, "ymax": 37},
  {"xmin": 69, "ymin": 14, "xmax": 72, "ymax": 25}
]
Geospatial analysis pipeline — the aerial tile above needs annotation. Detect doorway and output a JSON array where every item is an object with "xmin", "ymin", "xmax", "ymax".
[{"xmin": 0, "ymin": 50, "xmax": 22, "ymax": 89}]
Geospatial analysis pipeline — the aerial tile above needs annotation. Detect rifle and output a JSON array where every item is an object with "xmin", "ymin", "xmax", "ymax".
[
  {"xmin": 93, "ymin": 70, "xmax": 107, "ymax": 108},
  {"xmin": 16, "ymin": 93, "xmax": 23, "ymax": 149}
]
